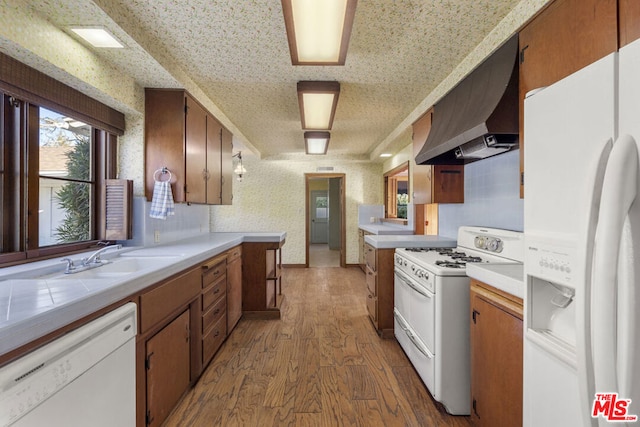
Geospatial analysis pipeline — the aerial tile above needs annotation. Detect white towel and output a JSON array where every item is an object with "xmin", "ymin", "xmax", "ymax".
[{"xmin": 149, "ymin": 180, "xmax": 175, "ymax": 220}]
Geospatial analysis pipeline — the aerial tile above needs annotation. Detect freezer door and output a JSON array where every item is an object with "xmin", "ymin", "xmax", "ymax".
[{"xmin": 523, "ymin": 52, "xmax": 617, "ymax": 427}]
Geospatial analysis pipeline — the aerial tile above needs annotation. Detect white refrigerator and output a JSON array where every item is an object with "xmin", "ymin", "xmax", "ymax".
[{"xmin": 524, "ymin": 39, "xmax": 640, "ymax": 427}]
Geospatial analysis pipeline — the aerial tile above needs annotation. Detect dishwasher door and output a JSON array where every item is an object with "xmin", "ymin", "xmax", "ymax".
[{"xmin": 0, "ymin": 302, "xmax": 137, "ymax": 427}]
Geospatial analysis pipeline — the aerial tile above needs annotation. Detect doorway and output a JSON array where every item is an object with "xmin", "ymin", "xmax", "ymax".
[{"xmin": 305, "ymin": 173, "xmax": 346, "ymax": 268}]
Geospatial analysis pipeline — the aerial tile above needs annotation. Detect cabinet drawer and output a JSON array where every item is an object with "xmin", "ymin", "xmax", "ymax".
[
  {"xmin": 365, "ymin": 266, "xmax": 377, "ymax": 296},
  {"xmin": 366, "ymin": 292, "xmax": 378, "ymax": 325},
  {"xmin": 227, "ymin": 245, "xmax": 242, "ymax": 263},
  {"xmin": 203, "ymin": 275, "xmax": 227, "ymax": 311},
  {"xmin": 141, "ymin": 268, "xmax": 200, "ymax": 333},
  {"xmin": 365, "ymin": 244, "xmax": 376, "ymax": 271},
  {"xmin": 202, "ymin": 295, "xmax": 226, "ymax": 332},
  {"xmin": 202, "ymin": 315, "xmax": 227, "ymax": 363},
  {"xmin": 202, "ymin": 255, "xmax": 227, "ymax": 288}
]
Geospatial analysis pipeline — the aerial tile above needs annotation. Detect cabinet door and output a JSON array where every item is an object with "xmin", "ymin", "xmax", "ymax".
[
  {"xmin": 470, "ymin": 291, "xmax": 523, "ymax": 427},
  {"xmin": 518, "ymin": 0, "xmax": 617, "ymax": 196},
  {"xmin": 185, "ymin": 94, "xmax": 208, "ymax": 204},
  {"xmin": 620, "ymin": 0, "xmax": 640, "ymax": 48},
  {"xmin": 146, "ymin": 309, "xmax": 191, "ymax": 427},
  {"xmin": 144, "ymin": 89, "xmax": 187, "ymax": 202},
  {"xmin": 206, "ymin": 115, "xmax": 222, "ymax": 204},
  {"xmin": 412, "ymin": 109, "xmax": 434, "ymax": 205},
  {"xmin": 227, "ymin": 255, "xmax": 242, "ymax": 332},
  {"xmin": 220, "ymin": 127, "xmax": 233, "ymax": 205},
  {"xmin": 432, "ymin": 165, "xmax": 464, "ymax": 203}
]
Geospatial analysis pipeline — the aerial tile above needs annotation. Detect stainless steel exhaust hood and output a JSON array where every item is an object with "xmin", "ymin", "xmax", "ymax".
[{"xmin": 415, "ymin": 35, "xmax": 519, "ymax": 165}]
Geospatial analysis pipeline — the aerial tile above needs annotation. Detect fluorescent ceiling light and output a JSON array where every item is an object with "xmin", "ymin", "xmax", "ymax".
[
  {"xmin": 304, "ymin": 131, "xmax": 330, "ymax": 155},
  {"xmin": 380, "ymin": 153, "xmax": 393, "ymax": 158},
  {"xmin": 297, "ymin": 81, "xmax": 340, "ymax": 130},
  {"xmin": 282, "ymin": 0, "xmax": 357, "ymax": 65},
  {"xmin": 70, "ymin": 27, "xmax": 124, "ymax": 48}
]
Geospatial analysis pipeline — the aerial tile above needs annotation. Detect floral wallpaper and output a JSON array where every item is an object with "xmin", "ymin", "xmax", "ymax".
[{"xmin": 209, "ymin": 155, "xmax": 383, "ymax": 265}]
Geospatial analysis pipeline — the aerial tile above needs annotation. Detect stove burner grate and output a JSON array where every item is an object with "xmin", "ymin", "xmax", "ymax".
[{"xmin": 435, "ymin": 260, "xmax": 467, "ymax": 269}]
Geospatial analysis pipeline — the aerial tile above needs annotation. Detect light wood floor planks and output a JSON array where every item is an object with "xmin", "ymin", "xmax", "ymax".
[{"xmin": 164, "ymin": 267, "xmax": 472, "ymax": 426}]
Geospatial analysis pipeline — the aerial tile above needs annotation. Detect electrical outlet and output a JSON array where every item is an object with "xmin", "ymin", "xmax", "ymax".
[{"xmin": 154, "ymin": 230, "xmax": 160, "ymax": 243}]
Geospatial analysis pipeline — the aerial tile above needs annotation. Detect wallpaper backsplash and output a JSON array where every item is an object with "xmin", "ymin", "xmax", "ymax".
[{"xmin": 438, "ymin": 150, "xmax": 524, "ymax": 238}]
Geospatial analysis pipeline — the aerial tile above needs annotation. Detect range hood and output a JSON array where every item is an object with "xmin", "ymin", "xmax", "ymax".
[{"xmin": 415, "ymin": 35, "xmax": 519, "ymax": 165}]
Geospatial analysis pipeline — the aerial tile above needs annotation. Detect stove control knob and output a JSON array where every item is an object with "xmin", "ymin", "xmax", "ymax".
[
  {"xmin": 403, "ymin": 260, "xmax": 408, "ymax": 267},
  {"xmin": 424, "ymin": 272, "xmax": 429, "ymax": 280},
  {"xmin": 411, "ymin": 265, "xmax": 416, "ymax": 272},
  {"xmin": 417, "ymin": 270, "xmax": 425, "ymax": 278},
  {"xmin": 487, "ymin": 238, "xmax": 503, "ymax": 253}
]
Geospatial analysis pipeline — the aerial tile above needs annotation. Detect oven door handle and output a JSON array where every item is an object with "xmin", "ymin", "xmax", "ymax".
[
  {"xmin": 395, "ymin": 270, "xmax": 431, "ymax": 298},
  {"xmin": 407, "ymin": 329, "xmax": 434, "ymax": 359},
  {"xmin": 394, "ymin": 309, "xmax": 434, "ymax": 359}
]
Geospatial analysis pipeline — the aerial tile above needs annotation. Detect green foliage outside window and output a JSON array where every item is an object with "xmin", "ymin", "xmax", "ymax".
[
  {"xmin": 397, "ymin": 193, "xmax": 409, "ymax": 219},
  {"xmin": 55, "ymin": 136, "xmax": 91, "ymax": 243}
]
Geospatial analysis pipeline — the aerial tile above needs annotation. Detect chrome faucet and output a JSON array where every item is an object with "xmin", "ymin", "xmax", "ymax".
[{"xmin": 81, "ymin": 244, "xmax": 122, "ymax": 267}]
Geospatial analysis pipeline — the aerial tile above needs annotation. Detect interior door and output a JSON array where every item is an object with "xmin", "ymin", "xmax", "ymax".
[{"xmin": 310, "ymin": 190, "xmax": 328, "ymax": 244}]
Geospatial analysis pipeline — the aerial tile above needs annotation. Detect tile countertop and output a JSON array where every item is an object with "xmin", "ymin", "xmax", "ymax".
[
  {"xmin": 0, "ymin": 232, "xmax": 286, "ymax": 357},
  {"xmin": 359, "ymin": 224, "xmax": 414, "ymax": 235},
  {"xmin": 465, "ymin": 263, "xmax": 525, "ymax": 299},
  {"xmin": 364, "ymin": 234, "xmax": 457, "ymax": 249}
]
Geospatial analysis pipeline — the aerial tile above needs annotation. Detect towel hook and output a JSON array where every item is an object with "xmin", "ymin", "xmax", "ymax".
[{"xmin": 154, "ymin": 167, "xmax": 172, "ymax": 182}]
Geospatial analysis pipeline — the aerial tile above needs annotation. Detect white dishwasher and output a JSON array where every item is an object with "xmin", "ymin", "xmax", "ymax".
[{"xmin": 0, "ymin": 302, "xmax": 137, "ymax": 427}]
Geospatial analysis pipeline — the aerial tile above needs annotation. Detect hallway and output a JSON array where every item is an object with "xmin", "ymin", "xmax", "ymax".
[{"xmin": 164, "ymin": 267, "xmax": 471, "ymax": 426}]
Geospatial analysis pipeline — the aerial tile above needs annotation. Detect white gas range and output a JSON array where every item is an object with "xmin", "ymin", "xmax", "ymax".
[{"xmin": 393, "ymin": 226, "xmax": 524, "ymax": 415}]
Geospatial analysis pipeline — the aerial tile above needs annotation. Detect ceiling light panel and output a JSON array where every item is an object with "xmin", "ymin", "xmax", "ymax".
[
  {"xmin": 297, "ymin": 81, "xmax": 340, "ymax": 130},
  {"xmin": 282, "ymin": 0, "xmax": 357, "ymax": 65},
  {"xmin": 70, "ymin": 27, "xmax": 124, "ymax": 48},
  {"xmin": 305, "ymin": 131, "xmax": 330, "ymax": 155}
]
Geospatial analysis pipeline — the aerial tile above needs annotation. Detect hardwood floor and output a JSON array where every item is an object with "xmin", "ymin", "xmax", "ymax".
[{"xmin": 164, "ymin": 267, "xmax": 472, "ymax": 426}]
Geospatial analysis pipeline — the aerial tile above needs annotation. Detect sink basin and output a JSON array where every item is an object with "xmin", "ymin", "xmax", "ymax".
[{"xmin": 466, "ymin": 262, "xmax": 524, "ymax": 299}]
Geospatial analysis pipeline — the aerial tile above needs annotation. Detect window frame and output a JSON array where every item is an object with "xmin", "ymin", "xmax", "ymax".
[
  {"xmin": 383, "ymin": 161, "xmax": 410, "ymax": 220},
  {"xmin": 0, "ymin": 53, "xmax": 122, "ymax": 266}
]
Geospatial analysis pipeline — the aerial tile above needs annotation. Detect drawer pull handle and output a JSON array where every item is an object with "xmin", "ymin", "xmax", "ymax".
[
  {"xmin": 214, "ymin": 330, "xmax": 220, "ymax": 337},
  {"xmin": 214, "ymin": 308, "xmax": 220, "ymax": 315},
  {"xmin": 214, "ymin": 288, "xmax": 220, "ymax": 294}
]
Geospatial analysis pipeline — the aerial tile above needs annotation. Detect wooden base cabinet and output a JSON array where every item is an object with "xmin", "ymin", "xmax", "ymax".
[
  {"xmin": 364, "ymin": 244, "xmax": 395, "ymax": 338},
  {"xmin": 226, "ymin": 245, "xmax": 242, "ymax": 332},
  {"xmin": 137, "ymin": 267, "xmax": 201, "ymax": 427},
  {"xmin": 242, "ymin": 241, "xmax": 284, "ymax": 319},
  {"xmin": 145, "ymin": 310, "xmax": 191, "ymax": 427},
  {"xmin": 200, "ymin": 254, "xmax": 228, "ymax": 369},
  {"xmin": 470, "ymin": 279, "xmax": 523, "ymax": 427}
]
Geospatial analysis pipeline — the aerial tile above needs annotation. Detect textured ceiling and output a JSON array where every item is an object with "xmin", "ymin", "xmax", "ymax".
[{"xmin": 24, "ymin": 0, "xmax": 522, "ymax": 161}]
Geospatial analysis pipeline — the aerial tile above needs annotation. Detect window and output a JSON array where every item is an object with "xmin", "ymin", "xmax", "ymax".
[
  {"xmin": 1, "ymin": 53, "xmax": 124, "ymax": 264},
  {"xmin": 0, "ymin": 94, "xmax": 118, "ymax": 263},
  {"xmin": 384, "ymin": 161, "xmax": 410, "ymax": 220}
]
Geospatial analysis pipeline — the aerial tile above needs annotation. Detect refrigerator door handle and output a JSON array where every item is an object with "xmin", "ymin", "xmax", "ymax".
[{"xmin": 591, "ymin": 135, "xmax": 638, "ymax": 410}]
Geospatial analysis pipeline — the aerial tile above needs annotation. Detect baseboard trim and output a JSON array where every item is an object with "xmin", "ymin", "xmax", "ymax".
[{"xmin": 283, "ymin": 264, "xmax": 305, "ymax": 268}]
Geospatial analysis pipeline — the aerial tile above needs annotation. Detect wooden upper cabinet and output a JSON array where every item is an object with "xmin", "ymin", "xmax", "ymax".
[
  {"xmin": 206, "ymin": 116, "xmax": 223, "ymax": 205},
  {"xmin": 220, "ymin": 127, "xmax": 233, "ymax": 205},
  {"xmin": 619, "ymin": 0, "xmax": 640, "ymax": 48},
  {"xmin": 145, "ymin": 88, "xmax": 233, "ymax": 205},
  {"xmin": 411, "ymin": 109, "xmax": 464, "ymax": 206},
  {"xmin": 518, "ymin": 0, "xmax": 617, "ymax": 197},
  {"xmin": 185, "ymin": 95, "xmax": 208, "ymax": 204}
]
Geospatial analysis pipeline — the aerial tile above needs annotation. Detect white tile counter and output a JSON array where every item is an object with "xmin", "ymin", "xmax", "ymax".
[
  {"xmin": 359, "ymin": 224, "xmax": 414, "ymax": 235},
  {"xmin": 0, "ymin": 232, "xmax": 285, "ymax": 357},
  {"xmin": 466, "ymin": 263, "xmax": 524, "ymax": 299},
  {"xmin": 364, "ymin": 234, "xmax": 457, "ymax": 249}
]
